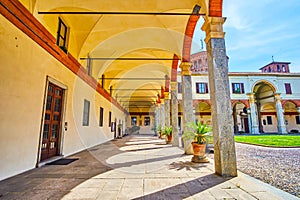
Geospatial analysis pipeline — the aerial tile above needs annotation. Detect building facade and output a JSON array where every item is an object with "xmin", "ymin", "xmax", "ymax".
[{"xmin": 176, "ymin": 71, "xmax": 300, "ymax": 134}]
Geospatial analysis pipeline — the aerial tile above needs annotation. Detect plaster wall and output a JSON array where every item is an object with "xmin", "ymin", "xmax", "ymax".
[{"xmin": 0, "ymin": 16, "xmax": 126, "ymax": 181}]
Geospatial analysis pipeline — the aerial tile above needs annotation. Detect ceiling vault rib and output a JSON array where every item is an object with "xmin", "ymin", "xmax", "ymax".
[
  {"xmin": 80, "ymin": 57, "xmax": 180, "ymax": 60},
  {"xmin": 38, "ymin": 11, "xmax": 205, "ymax": 16},
  {"xmin": 101, "ymin": 77, "xmax": 165, "ymax": 80},
  {"xmin": 117, "ymin": 96, "xmax": 158, "ymax": 98},
  {"xmin": 111, "ymin": 89, "xmax": 160, "ymax": 91}
]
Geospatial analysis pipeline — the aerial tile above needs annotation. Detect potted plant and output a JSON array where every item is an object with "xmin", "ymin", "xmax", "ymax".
[
  {"xmin": 162, "ymin": 126, "xmax": 172, "ymax": 144},
  {"xmin": 156, "ymin": 124, "xmax": 163, "ymax": 138},
  {"xmin": 183, "ymin": 122, "xmax": 212, "ymax": 163}
]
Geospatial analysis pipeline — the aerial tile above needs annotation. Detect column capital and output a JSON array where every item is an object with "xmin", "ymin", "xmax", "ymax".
[
  {"xmin": 170, "ymin": 81, "xmax": 177, "ymax": 91},
  {"xmin": 201, "ymin": 16, "xmax": 226, "ymax": 44},
  {"xmin": 247, "ymin": 93, "xmax": 255, "ymax": 103},
  {"xmin": 274, "ymin": 93, "xmax": 282, "ymax": 101},
  {"xmin": 164, "ymin": 92, "xmax": 170, "ymax": 100},
  {"xmin": 180, "ymin": 62, "xmax": 192, "ymax": 76}
]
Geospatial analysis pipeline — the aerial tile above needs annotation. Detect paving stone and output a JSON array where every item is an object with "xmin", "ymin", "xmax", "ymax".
[
  {"xmin": 0, "ymin": 134, "xmax": 297, "ymax": 200},
  {"xmin": 61, "ymin": 188, "xmax": 101, "ymax": 199}
]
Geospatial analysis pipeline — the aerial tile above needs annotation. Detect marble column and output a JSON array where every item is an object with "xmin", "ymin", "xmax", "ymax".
[
  {"xmin": 202, "ymin": 16, "xmax": 237, "ymax": 177},
  {"xmin": 180, "ymin": 62, "xmax": 194, "ymax": 154},
  {"xmin": 247, "ymin": 93, "xmax": 260, "ymax": 134},
  {"xmin": 164, "ymin": 92, "xmax": 170, "ymax": 127},
  {"xmin": 274, "ymin": 93, "xmax": 287, "ymax": 134},
  {"xmin": 171, "ymin": 81, "xmax": 179, "ymax": 146}
]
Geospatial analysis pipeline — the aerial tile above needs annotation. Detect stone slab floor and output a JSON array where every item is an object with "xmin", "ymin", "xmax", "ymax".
[{"xmin": 0, "ymin": 134, "xmax": 298, "ymax": 200}]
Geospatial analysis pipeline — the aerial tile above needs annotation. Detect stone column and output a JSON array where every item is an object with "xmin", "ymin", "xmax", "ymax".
[
  {"xmin": 180, "ymin": 62, "xmax": 194, "ymax": 154},
  {"xmin": 274, "ymin": 93, "xmax": 287, "ymax": 134},
  {"xmin": 247, "ymin": 108, "xmax": 252, "ymax": 134},
  {"xmin": 164, "ymin": 92, "xmax": 170, "ymax": 127},
  {"xmin": 247, "ymin": 93, "xmax": 260, "ymax": 134},
  {"xmin": 297, "ymin": 107, "xmax": 300, "ymax": 119},
  {"xmin": 160, "ymin": 99, "xmax": 165, "ymax": 128},
  {"xmin": 171, "ymin": 81, "xmax": 179, "ymax": 146},
  {"xmin": 154, "ymin": 105, "xmax": 159, "ymax": 136},
  {"xmin": 202, "ymin": 16, "xmax": 237, "ymax": 177}
]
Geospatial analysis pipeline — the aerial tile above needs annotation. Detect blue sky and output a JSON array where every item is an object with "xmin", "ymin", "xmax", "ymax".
[{"xmin": 192, "ymin": 0, "xmax": 300, "ymax": 72}]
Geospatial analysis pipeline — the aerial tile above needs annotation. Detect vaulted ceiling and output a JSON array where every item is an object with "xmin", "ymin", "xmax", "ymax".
[{"xmin": 18, "ymin": 0, "xmax": 223, "ymax": 111}]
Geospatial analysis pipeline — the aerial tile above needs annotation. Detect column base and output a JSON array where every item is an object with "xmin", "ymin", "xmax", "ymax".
[
  {"xmin": 251, "ymin": 127, "xmax": 260, "ymax": 134},
  {"xmin": 278, "ymin": 126, "xmax": 288, "ymax": 134},
  {"xmin": 191, "ymin": 155, "xmax": 209, "ymax": 163}
]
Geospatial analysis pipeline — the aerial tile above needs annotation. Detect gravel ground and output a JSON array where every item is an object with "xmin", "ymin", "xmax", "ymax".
[{"xmin": 234, "ymin": 143, "xmax": 300, "ymax": 198}]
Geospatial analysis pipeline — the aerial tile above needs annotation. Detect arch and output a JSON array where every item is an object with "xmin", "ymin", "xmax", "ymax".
[
  {"xmin": 171, "ymin": 54, "xmax": 179, "ymax": 81},
  {"xmin": 209, "ymin": 0, "xmax": 223, "ymax": 17},
  {"xmin": 282, "ymin": 100, "xmax": 300, "ymax": 107},
  {"xmin": 232, "ymin": 101, "xmax": 249, "ymax": 133},
  {"xmin": 193, "ymin": 99, "xmax": 211, "ymax": 107},
  {"xmin": 231, "ymin": 100, "xmax": 249, "ymax": 108},
  {"xmin": 252, "ymin": 80, "xmax": 277, "ymax": 93},
  {"xmin": 182, "ymin": 14, "xmax": 200, "ymax": 62}
]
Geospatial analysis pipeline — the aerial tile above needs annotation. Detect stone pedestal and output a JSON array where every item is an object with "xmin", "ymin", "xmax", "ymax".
[
  {"xmin": 180, "ymin": 62, "xmax": 194, "ymax": 155},
  {"xmin": 202, "ymin": 16, "xmax": 237, "ymax": 177},
  {"xmin": 171, "ymin": 82, "xmax": 179, "ymax": 146},
  {"xmin": 247, "ymin": 93, "xmax": 260, "ymax": 134},
  {"xmin": 274, "ymin": 93, "xmax": 287, "ymax": 134},
  {"xmin": 191, "ymin": 155, "xmax": 209, "ymax": 163}
]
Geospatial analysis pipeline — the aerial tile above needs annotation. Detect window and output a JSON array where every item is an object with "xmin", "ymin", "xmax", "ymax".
[
  {"xmin": 196, "ymin": 82, "xmax": 208, "ymax": 94},
  {"xmin": 295, "ymin": 116, "xmax": 300, "ymax": 124},
  {"xmin": 99, "ymin": 107, "xmax": 104, "ymax": 127},
  {"xmin": 267, "ymin": 116, "xmax": 272, "ymax": 125},
  {"xmin": 131, "ymin": 117, "xmax": 137, "ymax": 126},
  {"xmin": 56, "ymin": 18, "xmax": 68, "ymax": 53},
  {"xmin": 86, "ymin": 55, "xmax": 92, "ymax": 76},
  {"xmin": 277, "ymin": 65, "xmax": 281, "ymax": 72},
  {"xmin": 178, "ymin": 82, "xmax": 182, "ymax": 93},
  {"xmin": 232, "ymin": 83, "xmax": 244, "ymax": 94},
  {"xmin": 82, "ymin": 99, "xmax": 90, "ymax": 126},
  {"xmin": 108, "ymin": 111, "xmax": 112, "ymax": 127},
  {"xmin": 282, "ymin": 65, "xmax": 286, "ymax": 72},
  {"xmin": 144, "ymin": 117, "xmax": 150, "ymax": 126},
  {"xmin": 285, "ymin": 83, "xmax": 292, "ymax": 94}
]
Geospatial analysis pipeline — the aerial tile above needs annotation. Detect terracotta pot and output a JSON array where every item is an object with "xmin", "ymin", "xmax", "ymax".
[
  {"xmin": 167, "ymin": 134, "xmax": 172, "ymax": 143},
  {"xmin": 192, "ymin": 142, "xmax": 206, "ymax": 157}
]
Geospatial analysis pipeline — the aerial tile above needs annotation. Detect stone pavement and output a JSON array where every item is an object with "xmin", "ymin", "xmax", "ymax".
[{"xmin": 0, "ymin": 134, "xmax": 298, "ymax": 200}]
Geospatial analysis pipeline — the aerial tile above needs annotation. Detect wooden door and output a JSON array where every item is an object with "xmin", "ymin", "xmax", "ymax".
[{"xmin": 41, "ymin": 83, "xmax": 63, "ymax": 161}]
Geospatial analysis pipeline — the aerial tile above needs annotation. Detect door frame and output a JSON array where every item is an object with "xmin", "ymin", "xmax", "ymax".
[{"xmin": 37, "ymin": 76, "xmax": 68, "ymax": 166}]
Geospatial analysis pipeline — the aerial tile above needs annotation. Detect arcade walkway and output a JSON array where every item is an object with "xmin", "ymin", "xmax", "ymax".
[{"xmin": 0, "ymin": 134, "xmax": 298, "ymax": 200}]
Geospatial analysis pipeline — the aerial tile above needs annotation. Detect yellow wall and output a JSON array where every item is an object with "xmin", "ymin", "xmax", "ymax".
[{"xmin": 0, "ymin": 16, "xmax": 126, "ymax": 181}]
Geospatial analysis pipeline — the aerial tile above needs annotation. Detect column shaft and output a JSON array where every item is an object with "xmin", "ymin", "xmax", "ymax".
[
  {"xmin": 248, "ymin": 93, "xmax": 260, "ymax": 134},
  {"xmin": 275, "ymin": 94, "xmax": 287, "ymax": 134},
  {"xmin": 171, "ymin": 82, "xmax": 179, "ymax": 146},
  {"xmin": 164, "ymin": 92, "xmax": 170, "ymax": 127},
  {"xmin": 181, "ymin": 62, "xmax": 194, "ymax": 154},
  {"xmin": 160, "ymin": 102, "xmax": 165, "ymax": 128},
  {"xmin": 206, "ymin": 37, "xmax": 237, "ymax": 177}
]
